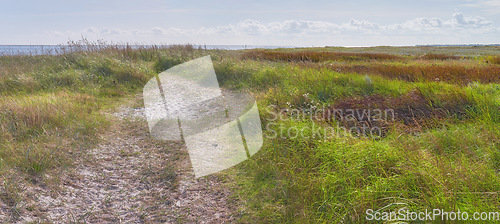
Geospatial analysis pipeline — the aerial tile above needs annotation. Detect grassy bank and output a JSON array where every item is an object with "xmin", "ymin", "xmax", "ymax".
[
  {"xmin": 216, "ymin": 47, "xmax": 500, "ymax": 223},
  {"xmin": 0, "ymin": 43, "xmax": 208, "ymax": 215},
  {"xmin": 1, "ymin": 44, "xmax": 499, "ymax": 223}
]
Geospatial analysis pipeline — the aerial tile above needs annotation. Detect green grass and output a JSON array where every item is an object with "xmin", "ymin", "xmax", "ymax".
[
  {"xmin": 0, "ymin": 43, "xmax": 209, "ymax": 215},
  {"xmin": 1, "ymin": 44, "xmax": 499, "ymax": 223},
  {"xmin": 219, "ymin": 47, "xmax": 500, "ymax": 223}
]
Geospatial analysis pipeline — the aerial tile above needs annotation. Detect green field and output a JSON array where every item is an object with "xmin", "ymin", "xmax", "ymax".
[{"xmin": 1, "ymin": 43, "xmax": 499, "ymax": 223}]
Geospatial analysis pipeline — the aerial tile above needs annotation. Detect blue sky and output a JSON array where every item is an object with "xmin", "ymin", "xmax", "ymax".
[{"xmin": 1, "ymin": 0, "xmax": 499, "ymax": 46}]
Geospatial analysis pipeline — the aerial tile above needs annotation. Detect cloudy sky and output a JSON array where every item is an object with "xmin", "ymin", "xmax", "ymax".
[{"xmin": 1, "ymin": 0, "xmax": 499, "ymax": 46}]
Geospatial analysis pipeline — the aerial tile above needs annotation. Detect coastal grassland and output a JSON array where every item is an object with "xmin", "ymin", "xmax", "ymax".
[
  {"xmin": 0, "ymin": 44, "xmax": 499, "ymax": 223},
  {"xmin": 216, "ymin": 47, "xmax": 500, "ymax": 223}
]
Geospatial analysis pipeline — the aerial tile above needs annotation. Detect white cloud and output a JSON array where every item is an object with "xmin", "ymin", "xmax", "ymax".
[
  {"xmin": 447, "ymin": 12, "xmax": 492, "ymax": 27},
  {"xmin": 390, "ymin": 17, "xmax": 444, "ymax": 30},
  {"xmin": 344, "ymin": 19, "xmax": 379, "ymax": 31},
  {"xmin": 388, "ymin": 13, "xmax": 492, "ymax": 31},
  {"xmin": 212, "ymin": 19, "xmax": 340, "ymax": 36}
]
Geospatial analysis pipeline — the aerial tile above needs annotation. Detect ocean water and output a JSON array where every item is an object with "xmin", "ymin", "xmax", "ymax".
[
  {"xmin": 0, "ymin": 45, "xmax": 291, "ymax": 56},
  {"xmin": 0, "ymin": 45, "xmax": 66, "ymax": 55}
]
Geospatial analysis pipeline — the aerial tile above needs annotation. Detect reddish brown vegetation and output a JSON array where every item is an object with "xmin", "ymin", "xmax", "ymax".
[
  {"xmin": 322, "ymin": 89, "xmax": 471, "ymax": 136},
  {"xmin": 241, "ymin": 50, "xmax": 403, "ymax": 62},
  {"xmin": 326, "ymin": 63, "xmax": 500, "ymax": 85},
  {"xmin": 490, "ymin": 56, "xmax": 500, "ymax": 65}
]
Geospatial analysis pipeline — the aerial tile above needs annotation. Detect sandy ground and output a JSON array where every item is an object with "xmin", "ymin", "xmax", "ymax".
[{"xmin": 2, "ymin": 98, "xmax": 237, "ymax": 223}]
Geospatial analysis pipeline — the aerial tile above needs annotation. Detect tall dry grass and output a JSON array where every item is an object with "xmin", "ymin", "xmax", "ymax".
[
  {"xmin": 241, "ymin": 50, "xmax": 403, "ymax": 62},
  {"xmin": 489, "ymin": 55, "xmax": 500, "ymax": 64},
  {"xmin": 0, "ymin": 92, "xmax": 96, "ymax": 141}
]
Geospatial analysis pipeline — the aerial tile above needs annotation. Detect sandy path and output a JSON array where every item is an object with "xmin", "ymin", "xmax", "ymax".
[{"xmin": 9, "ymin": 98, "xmax": 237, "ymax": 223}]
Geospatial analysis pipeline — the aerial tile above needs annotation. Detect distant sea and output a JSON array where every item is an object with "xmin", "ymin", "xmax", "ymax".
[{"xmin": 0, "ymin": 45, "xmax": 292, "ymax": 56}]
